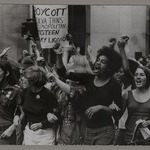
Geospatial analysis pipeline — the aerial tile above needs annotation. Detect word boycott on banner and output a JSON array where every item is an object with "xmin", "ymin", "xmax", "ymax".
[{"xmin": 34, "ymin": 5, "xmax": 68, "ymax": 49}]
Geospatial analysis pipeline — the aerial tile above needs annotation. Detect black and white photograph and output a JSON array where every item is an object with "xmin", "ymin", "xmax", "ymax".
[{"xmin": 0, "ymin": 1, "xmax": 150, "ymax": 148}]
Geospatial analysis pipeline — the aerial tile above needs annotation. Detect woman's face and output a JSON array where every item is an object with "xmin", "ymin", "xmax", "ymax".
[
  {"xmin": 93, "ymin": 55, "xmax": 109, "ymax": 76},
  {"xmin": 134, "ymin": 68, "xmax": 147, "ymax": 89},
  {"xmin": 20, "ymin": 76, "xmax": 29, "ymax": 89},
  {"xmin": 20, "ymin": 69, "xmax": 31, "ymax": 88},
  {"xmin": 114, "ymin": 68, "xmax": 124, "ymax": 84},
  {"xmin": 0, "ymin": 67, "xmax": 5, "ymax": 82}
]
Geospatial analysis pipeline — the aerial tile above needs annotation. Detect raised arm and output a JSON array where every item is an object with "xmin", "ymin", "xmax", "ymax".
[
  {"xmin": 87, "ymin": 45, "xmax": 96, "ymax": 65},
  {"xmin": 117, "ymin": 38, "xmax": 130, "ymax": 71},
  {"xmin": 31, "ymin": 41, "xmax": 40, "ymax": 60},
  {"xmin": 47, "ymin": 72, "xmax": 71, "ymax": 95},
  {"xmin": 62, "ymin": 45, "xmax": 73, "ymax": 70}
]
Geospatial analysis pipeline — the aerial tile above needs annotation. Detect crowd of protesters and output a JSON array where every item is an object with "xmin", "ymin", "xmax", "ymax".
[{"xmin": 0, "ymin": 33, "xmax": 150, "ymax": 145}]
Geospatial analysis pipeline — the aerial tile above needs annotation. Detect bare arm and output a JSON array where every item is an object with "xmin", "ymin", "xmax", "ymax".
[
  {"xmin": 47, "ymin": 73, "xmax": 71, "ymax": 95},
  {"xmin": 0, "ymin": 123, "xmax": 16, "ymax": 139},
  {"xmin": 31, "ymin": 42, "xmax": 40, "ymax": 60},
  {"xmin": 13, "ymin": 105, "xmax": 25, "ymax": 126},
  {"xmin": 87, "ymin": 45, "xmax": 96, "ymax": 64},
  {"xmin": 121, "ymin": 91, "xmax": 128, "ymax": 116},
  {"xmin": 0, "ymin": 105, "xmax": 24, "ymax": 139},
  {"xmin": 18, "ymin": 105, "xmax": 25, "ymax": 122},
  {"xmin": 55, "ymin": 77, "xmax": 70, "ymax": 94},
  {"xmin": 85, "ymin": 105, "xmax": 113, "ymax": 120},
  {"xmin": 117, "ymin": 39, "xmax": 130, "ymax": 71},
  {"xmin": 62, "ymin": 49, "xmax": 70, "ymax": 70},
  {"xmin": 99, "ymin": 105, "xmax": 113, "ymax": 115}
]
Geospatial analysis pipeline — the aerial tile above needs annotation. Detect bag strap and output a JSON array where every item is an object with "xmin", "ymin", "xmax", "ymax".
[{"xmin": 130, "ymin": 122, "xmax": 142, "ymax": 145}]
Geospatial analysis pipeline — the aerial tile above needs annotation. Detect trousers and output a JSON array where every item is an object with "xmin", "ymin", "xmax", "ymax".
[{"xmin": 84, "ymin": 125, "xmax": 115, "ymax": 145}]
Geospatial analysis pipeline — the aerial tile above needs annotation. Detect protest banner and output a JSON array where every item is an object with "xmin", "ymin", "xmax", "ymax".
[{"xmin": 34, "ymin": 5, "xmax": 68, "ymax": 48}]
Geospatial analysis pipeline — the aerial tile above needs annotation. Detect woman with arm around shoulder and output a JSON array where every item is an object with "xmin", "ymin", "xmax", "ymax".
[
  {"xmin": 48, "ymin": 45, "xmax": 123, "ymax": 145},
  {"xmin": 123, "ymin": 66, "xmax": 150, "ymax": 145},
  {"xmin": 64, "ymin": 46, "xmax": 123, "ymax": 145},
  {"xmin": 22, "ymin": 66, "xmax": 59, "ymax": 145}
]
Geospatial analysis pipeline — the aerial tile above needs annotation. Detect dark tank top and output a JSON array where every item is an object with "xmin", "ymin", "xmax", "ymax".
[{"xmin": 125, "ymin": 90, "xmax": 150, "ymax": 143}]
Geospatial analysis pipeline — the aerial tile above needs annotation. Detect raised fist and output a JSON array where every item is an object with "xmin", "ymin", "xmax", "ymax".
[
  {"xmin": 117, "ymin": 40, "xmax": 126, "ymax": 49},
  {"xmin": 121, "ymin": 35, "xmax": 129, "ymax": 43},
  {"xmin": 87, "ymin": 45, "xmax": 93, "ymax": 54}
]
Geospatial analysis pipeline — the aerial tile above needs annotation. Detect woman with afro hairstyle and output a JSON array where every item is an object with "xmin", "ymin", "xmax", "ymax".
[{"xmin": 50, "ymin": 45, "xmax": 123, "ymax": 145}]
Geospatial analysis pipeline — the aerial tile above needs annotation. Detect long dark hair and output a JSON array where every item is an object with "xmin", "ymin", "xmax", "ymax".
[
  {"xmin": 134, "ymin": 66, "xmax": 150, "ymax": 89},
  {"xmin": 0, "ymin": 60, "xmax": 17, "ymax": 86}
]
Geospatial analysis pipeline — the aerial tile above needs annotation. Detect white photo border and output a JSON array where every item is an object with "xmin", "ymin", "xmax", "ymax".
[{"xmin": 0, "ymin": 0, "xmax": 150, "ymax": 150}]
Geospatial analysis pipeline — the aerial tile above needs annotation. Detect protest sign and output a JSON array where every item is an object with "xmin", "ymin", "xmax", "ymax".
[{"xmin": 34, "ymin": 5, "xmax": 68, "ymax": 48}]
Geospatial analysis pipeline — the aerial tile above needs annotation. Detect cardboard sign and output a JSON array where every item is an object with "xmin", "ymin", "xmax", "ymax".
[{"xmin": 34, "ymin": 5, "xmax": 68, "ymax": 49}]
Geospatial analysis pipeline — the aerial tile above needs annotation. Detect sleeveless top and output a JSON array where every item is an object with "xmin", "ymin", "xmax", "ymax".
[{"xmin": 125, "ymin": 90, "xmax": 150, "ymax": 143}]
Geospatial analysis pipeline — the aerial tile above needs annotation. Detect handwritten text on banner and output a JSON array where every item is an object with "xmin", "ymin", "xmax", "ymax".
[{"xmin": 34, "ymin": 5, "xmax": 68, "ymax": 48}]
